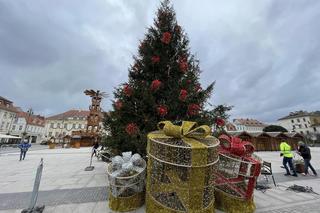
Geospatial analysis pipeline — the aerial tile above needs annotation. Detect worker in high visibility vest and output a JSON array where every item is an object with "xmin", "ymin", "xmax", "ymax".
[{"xmin": 280, "ymin": 141, "xmax": 297, "ymax": 177}]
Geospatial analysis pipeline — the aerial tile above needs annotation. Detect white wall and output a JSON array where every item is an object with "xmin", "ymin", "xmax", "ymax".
[
  {"xmin": 278, "ymin": 116, "xmax": 318, "ymax": 135},
  {"xmin": 0, "ymin": 109, "xmax": 17, "ymax": 135}
]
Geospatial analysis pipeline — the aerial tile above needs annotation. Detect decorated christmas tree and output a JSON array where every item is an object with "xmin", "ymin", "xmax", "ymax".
[{"xmin": 103, "ymin": 0, "xmax": 230, "ymax": 156}]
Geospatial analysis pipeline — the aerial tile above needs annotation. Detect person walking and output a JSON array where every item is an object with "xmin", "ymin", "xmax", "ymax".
[
  {"xmin": 91, "ymin": 141, "xmax": 100, "ymax": 158},
  {"xmin": 297, "ymin": 141, "xmax": 317, "ymax": 176},
  {"xmin": 280, "ymin": 141, "xmax": 298, "ymax": 177},
  {"xmin": 18, "ymin": 139, "xmax": 31, "ymax": 161}
]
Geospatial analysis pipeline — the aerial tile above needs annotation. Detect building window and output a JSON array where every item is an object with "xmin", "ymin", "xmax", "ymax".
[
  {"xmin": 291, "ymin": 120, "xmax": 294, "ymax": 123},
  {"xmin": 314, "ymin": 127, "xmax": 317, "ymax": 132},
  {"xmin": 64, "ymin": 123, "xmax": 67, "ymax": 128},
  {"xmin": 299, "ymin": 124, "xmax": 302, "ymax": 128},
  {"xmin": 57, "ymin": 123, "xmax": 60, "ymax": 128},
  {"xmin": 72, "ymin": 124, "xmax": 76, "ymax": 129},
  {"xmin": 4, "ymin": 112, "xmax": 7, "ymax": 118},
  {"xmin": 6, "ymin": 122, "xmax": 10, "ymax": 128},
  {"xmin": 305, "ymin": 124, "xmax": 308, "ymax": 128},
  {"xmin": 297, "ymin": 119, "xmax": 300, "ymax": 123},
  {"xmin": 306, "ymin": 130, "xmax": 310, "ymax": 134},
  {"xmin": 12, "ymin": 125, "xmax": 16, "ymax": 130},
  {"xmin": 49, "ymin": 132, "xmax": 52, "ymax": 137},
  {"xmin": 50, "ymin": 123, "xmax": 54, "ymax": 128},
  {"xmin": 300, "ymin": 131, "xmax": 303, "ymax": 134},
  {"xmin": 19, "ymin": 125, "xmax": 23, "ymax": 130},
  {"xmin": 303, "ymin": 118, "xmax": 306, "ymax": 122}
]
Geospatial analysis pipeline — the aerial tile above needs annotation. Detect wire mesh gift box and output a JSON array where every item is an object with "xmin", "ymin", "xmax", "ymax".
[
  {"xmin": 146, "ymin": 121, "xmax": 220, "ymax": 213},
  {"xmin": 213, "ymin": 134, "xmax": 261, "ymax": 213},
  {"xmin": 107, "ymin": 152, "xmax": 146, "ymax": 212}
]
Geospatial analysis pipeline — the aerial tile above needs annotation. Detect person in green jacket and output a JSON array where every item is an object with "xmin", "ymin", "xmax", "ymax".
[{"xmin": 280, "ymin": 141, "xmax": 297, "ymax": 177}]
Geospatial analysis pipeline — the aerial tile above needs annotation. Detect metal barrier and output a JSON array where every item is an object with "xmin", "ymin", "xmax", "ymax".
[{"xmin": 22, "ymin": 158, "xmax": 45, "ymax": 213}]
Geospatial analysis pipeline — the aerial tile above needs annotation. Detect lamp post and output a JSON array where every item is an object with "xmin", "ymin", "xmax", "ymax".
[{"xmin": 22, "ymin": 108, "xmax": 33, "ymax": 141}]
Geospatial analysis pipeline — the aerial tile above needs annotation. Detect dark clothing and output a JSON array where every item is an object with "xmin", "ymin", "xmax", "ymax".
[
  {"xmin": 298, "ymin": 145, "xmax": 311, "ymax": 160},
  {"xmin": 20, "ymin": 150, "xmax": 26, "ymax": 161},
  {"xmin": 298, "ymin": 145, "xmax": 317, "ymax": 175},
  {"xmin": 304, "ymin": 158, "xmax": 317, "ymax": 175},
  {"xmin": 18, "ymin": 141, "xmax": 31, "ymax": 161},
  {"xmin": 92, "ymin": 143, "xmax": 99, "ymax": 157},
  {"xmin": 283, "ymin": 157, "xmax": 297, "ymax": 176}
]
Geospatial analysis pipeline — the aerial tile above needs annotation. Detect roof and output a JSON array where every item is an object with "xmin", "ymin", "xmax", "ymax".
[
  {"xmin": 227, "ymin": 131, "xmax": 300, "ymax": 138},
  {"xmin": 17, "ymin": 112, "xmax": 46, "ymax": 127},
  {"xmin": 0, "ymin": 96, "xmax": 13, "ymax": 104},
  {"xmin": 225, "ymin": 122, "xmax": 237, "ymax": 131},
  {"xmin": 0, "ymin": 96, "xmax": 19, "ymax": 113},
  {"xmin": 233, "ymin": 118, "xmax": 267, "ymax": 127},
  {"xmin": 265, "ymin": 132, "xmax": 288, "ymax": 138},
  {"xmin": 0, "ymin": 133, "xmax": 21, "ymax": 139},
  {"xmin": 284, "ymin": 132, "xmax": 303, "ymax": 138},
  {"xmin": 278, "ymin": 110, "xmax": 320, "ymax": 120},
  {"xmin": 46, "ymin": 109, "xmax": 90, "ymax": 120}
]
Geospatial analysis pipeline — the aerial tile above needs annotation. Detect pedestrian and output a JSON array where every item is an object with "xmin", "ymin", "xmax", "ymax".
[
  {"xmin": 18, "ymin": 139, "xmax": 31, "ymax": 161},
  {"xmin": 297, "ymin": 141, "xmax": 317, "ymax": 176},
  {"xmin": 91, "ymin": 141, "xmax": 99, "ymax": 158},
  {"xmin": 280, "ymin": 141, "xmax": 298, "ymax": 177}
]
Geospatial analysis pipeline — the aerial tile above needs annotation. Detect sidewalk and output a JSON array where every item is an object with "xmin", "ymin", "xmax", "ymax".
[
  {"xmin": 0, "ymin": 147, "xmax": 109, "ymax": 212},
  {"xmin": 0, "ymin": 147, "xmax": 320, "ymax": 212}
]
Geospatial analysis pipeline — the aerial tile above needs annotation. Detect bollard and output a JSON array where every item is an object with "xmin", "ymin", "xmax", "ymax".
[{"xmin": 21, "ymin": 158, "xmax": 45, "ymax": 213}]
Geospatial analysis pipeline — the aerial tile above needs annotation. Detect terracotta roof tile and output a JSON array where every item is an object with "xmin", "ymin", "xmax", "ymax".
[
  {"xmin": 233, "ymin": 118, "xmax": 267, "ymax": 127},
  {"xmin": 17, "ymin": 112, "xmax": 46, "ymax": 127},
  {"xmin": 46, "ymin": 109, "xmax": 90, "ymax": 120},
  {"xmin": 0, "ymin": 96, "xmax": 19, "ymax": 113}
]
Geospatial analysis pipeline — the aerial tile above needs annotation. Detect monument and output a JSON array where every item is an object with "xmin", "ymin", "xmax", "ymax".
[{"xmin": 70, "ymin": 90, "xmax": 107, "ymax": 147}]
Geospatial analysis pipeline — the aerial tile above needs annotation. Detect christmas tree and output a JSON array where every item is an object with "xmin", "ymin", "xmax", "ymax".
[{"xmin": 103, "ymin": 0, "xmax": 230, "ymax": 156}]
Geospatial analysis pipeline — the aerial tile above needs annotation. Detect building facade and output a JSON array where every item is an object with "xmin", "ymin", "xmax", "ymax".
[
  {"xmin": 44, "ymin": 110, "xmax": 90, "ymax": 142},
  {"xmin": 277, "ymin": 111, "xmax": 320, "ymax": 136},
  {"xmin": 0, "ymin": 96, "xmax": 18, "ymax": 136},
  {"xmin": 10, "ymin": 112, "xmax": 46, "ymax": 143},
  {"xmin": 232, "ymin": 118, "xmax": 267, "ymax": 132}
]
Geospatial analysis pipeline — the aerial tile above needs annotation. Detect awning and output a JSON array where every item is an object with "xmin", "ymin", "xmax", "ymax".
[{"xmin": 0, "ymin": 134, "xmax": 21, "ymax": 139}]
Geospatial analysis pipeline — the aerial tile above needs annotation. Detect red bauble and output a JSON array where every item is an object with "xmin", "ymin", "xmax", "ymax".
[
  {"xmin": 216, "ymin": 118, "xmax": 225, "ymax": 127},
  {"xmin": 115, "ymin": 100, "xmax": 123, "ymax": 110},
  {"xmin": 186, "ymin": 80, "xmax": 191, "ymax": 84},
  {"xmin": 179, "ymin": 57, "xmax": 188, "ymax": 73},
  {"xmin": 151, "ymin": 56, "xmax": 160, "ymax": 63},
  {"xmin": 161, "ymin": 32, "xmax": 172, "ymax": 44},
  {"xmin": 179, "ymin": 89, "xmax": 188, "ymax": 101},
  {"xmin": 187, "ymin": 104, "xmax": 200, "ymax": 116},
  {"xmin": 150, "ymin": 80, "xmax": 162, "ymax": 91},
  {"xmin": 123, "ymin": 84, "xmax": 133, "ymax": 97},
  {"xmin": 125, "ymin": 123, "xmax": 139, "ymax": 135},
  {"xmin": 157, "ymin": 105, "xmax": 168, "ymax": 117}
]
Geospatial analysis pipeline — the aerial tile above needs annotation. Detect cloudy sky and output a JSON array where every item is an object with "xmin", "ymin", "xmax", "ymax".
[{"xmin": 1, "ymin": 0, "xmax": 319, "ymax": 122}]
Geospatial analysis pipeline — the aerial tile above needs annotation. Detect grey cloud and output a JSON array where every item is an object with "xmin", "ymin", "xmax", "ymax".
[{"xmin": 0, "ymin": 0, "xmax": 319, "ymax": 122}]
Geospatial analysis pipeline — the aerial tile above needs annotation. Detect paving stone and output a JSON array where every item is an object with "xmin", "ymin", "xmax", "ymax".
[{"xmin": 0, "ymin": 187, "xmax": 108, "ymax": 210}]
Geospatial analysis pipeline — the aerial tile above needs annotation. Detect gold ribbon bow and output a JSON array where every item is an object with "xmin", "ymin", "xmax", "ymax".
[
  {"xmin": 148, "ymin": 120, "xmax": 213, "ymax": 166},
  {"xmin": 157, "ymin": 121, "xmax": 211, "ymax": 140}
]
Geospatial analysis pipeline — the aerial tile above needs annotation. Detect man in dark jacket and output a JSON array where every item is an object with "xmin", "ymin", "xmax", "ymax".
[{"xmin": 297, "ymin": 141, "xmax": 317, "ymax": 176}]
